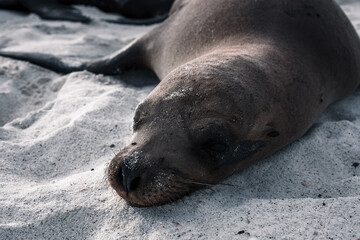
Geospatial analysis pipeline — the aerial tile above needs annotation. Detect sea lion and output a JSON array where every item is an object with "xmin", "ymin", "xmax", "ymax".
[
  {"xmin": 0, "ymin": 0, "xmax": 174, "ymax": 24},
  {"xmin": 0, "ymin": 0, "xmax": 359, "ymax": 206}
]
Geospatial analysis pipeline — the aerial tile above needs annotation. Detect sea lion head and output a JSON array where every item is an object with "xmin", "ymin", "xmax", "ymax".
[{"xmin": 107, "ymin": 54, "xmax": 282, "ymax": 206}]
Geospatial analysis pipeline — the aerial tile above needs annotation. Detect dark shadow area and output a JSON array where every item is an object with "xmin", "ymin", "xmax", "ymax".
[
  {"xmin": 116, "ymin": 68, "xmax": 160, "ymax": 88},
  {"xmin": 0, "ymin": 8, "xmax": 28, "ymax": 16},
  {"xmin": 0, "ymin": 207, "xmax": 100, "ymax": 239}
]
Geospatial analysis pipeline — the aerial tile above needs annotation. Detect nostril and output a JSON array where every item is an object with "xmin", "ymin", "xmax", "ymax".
[
  {"xmin": 129, "ymin": 176, "xmax": 141, "ymax": 191},
  {"xmin": 120, "ymin": 164, "xmax": 143, "ymax": 193}
]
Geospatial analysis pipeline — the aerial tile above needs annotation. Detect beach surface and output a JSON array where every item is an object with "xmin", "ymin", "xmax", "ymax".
[{"xmin": 0, "ymin": 1, "xmax": 359, "ymax": 239}]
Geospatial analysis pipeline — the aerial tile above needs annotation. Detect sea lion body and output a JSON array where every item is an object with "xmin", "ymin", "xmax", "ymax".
[
  {"xmin": 59, "ymin": 0, "xmax": 175, "ymax": 19},
  {"xmin": 0, "ymin": 0, "xmax": 174, "ymax": 24},
  {"xmin": 104, "ymin": 0, "xmax": 360, "ymax": 206},
  {"xmin": 0, "ymin": 0, "xmax": 359, "ymax": 206}
]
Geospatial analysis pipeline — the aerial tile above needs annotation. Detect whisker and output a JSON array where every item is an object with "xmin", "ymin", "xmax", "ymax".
[
  {"xmin": 217, "ymin": 182, "xmax": 241, "ymax": 187},
  {"xmin": 181, "ymin": 176, "xmax": 243, "ymax": 188},
  {"xmin": 181, "ymin": 179, "xmax": 216, "ymax": 187},
  {"xmin": 102, "ymin": 162, "xmax": 111, "ymax": 188},
  {"xmin": 110, "ymin": 148, "xmax": 116, "ymax": 156}
]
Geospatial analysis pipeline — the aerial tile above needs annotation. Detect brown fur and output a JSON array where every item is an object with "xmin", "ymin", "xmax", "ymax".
[{"xmin": 99, "ymin": 0, "xmax": 360, "ymax": 206}]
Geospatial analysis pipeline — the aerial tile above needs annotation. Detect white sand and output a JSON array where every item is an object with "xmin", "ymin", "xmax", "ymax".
[{"xmin": 0, "ymin": 1, "xmax": 359, "ymax": 239}]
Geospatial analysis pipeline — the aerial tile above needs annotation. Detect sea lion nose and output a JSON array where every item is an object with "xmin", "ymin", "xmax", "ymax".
[{"xmin": 115, "ymin": 164, "xmax": 143, "ymax": 193}]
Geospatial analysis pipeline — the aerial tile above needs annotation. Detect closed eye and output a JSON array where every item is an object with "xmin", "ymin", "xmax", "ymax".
[{"xmin": 202, "ymin": 141, "xmax": 228, "ymax": 154}]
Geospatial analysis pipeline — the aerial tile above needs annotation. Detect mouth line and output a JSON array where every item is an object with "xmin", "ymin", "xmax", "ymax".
[
  {"xmin": 106, "ymin": 154, "xmax": 212, "ymax": 206},
  {"xmin": 109, "ymin": 175, "xmax": 207, "ymax": 206}
]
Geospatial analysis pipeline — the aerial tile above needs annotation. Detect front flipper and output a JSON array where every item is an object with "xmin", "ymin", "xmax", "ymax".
[
  {"xmin": 0, "ymin": 51, "xmax": 84, "ymax": 73},
  {"xmin": 103, "ymin": 13, "xmax": 168, "ymax": 25},
  {"xmin": 19, "ymin": 0, "xmax": 91, "ymax": 23},
  {"xmin": 0, "ymin": 40, "xmax": 146, "ymax": 75}
]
